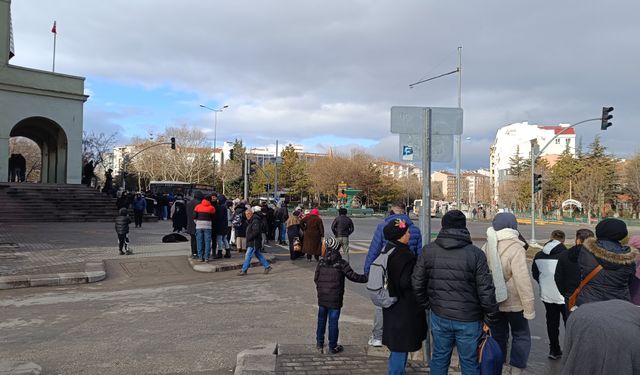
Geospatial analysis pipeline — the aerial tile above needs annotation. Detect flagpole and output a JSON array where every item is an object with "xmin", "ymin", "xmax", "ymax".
[{"xmin": 52, "ymin": 21, "xmax": 56, "ymax": 72}]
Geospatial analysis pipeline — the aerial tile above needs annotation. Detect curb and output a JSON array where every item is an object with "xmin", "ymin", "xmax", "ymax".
[
  {"xmin": 0, "ymin": 360, "xmax": 42, "ymax": 374},
  {"xmin": 0, "ymin": 261, "xmax": 106, "ymax": 290},
  {"xmin": 234, "ymin": 343, "xmax": 278, "ymax": 375},
  {"xmin": 187, "ymin": 254, "xmax": 277, "ymax": 273}
]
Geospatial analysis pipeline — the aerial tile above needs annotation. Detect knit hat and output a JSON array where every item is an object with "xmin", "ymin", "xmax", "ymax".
[
  {"xmin": 384, "ymin": 219, "xmax": 409, "ymax": 241},
  {"xmin": 338, "ymin": 208, "xmax": 348, "ymax": 215},
  {"xmin": 310, "ymin": 208, "xmax": 320, "ymax": 216},
  {"xmin": 325, "ymin": 237, "xmax": 340, "ymax": 251},
  {"xmin": 492, "ymin": 212, "xmax": 518, "ymax": 231},
  {"xmin": 595, "ymin": 218, "xmax": 628, "ymax": 242},
  {"xmin": 442, "ymin": 210, "xmax": 466, "ymax": 230}
]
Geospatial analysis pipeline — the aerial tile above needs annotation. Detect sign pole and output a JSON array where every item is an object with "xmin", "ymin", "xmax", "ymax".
[{"xmin": 421, "ymin": 108, "xmax": 432, "ymax": 364}]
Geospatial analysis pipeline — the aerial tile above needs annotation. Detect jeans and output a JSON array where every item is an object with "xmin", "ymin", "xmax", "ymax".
[
  {"xmin": 241, "ymin": 247, "xmax": 270, "ymax": 272},
  {"xmin": 216, "ymin": 234, "xmax": 229, "ymax": 251},
  {"xmin": 336, "ymin": 236, "xmax": 350, "ymax": 261},
  {"xmin": 543, "ymin": 302, "xmax": 567, "ymax": 353},
  {"xmin": 372, "ymin": 306, "xmax": 383, "ymax": 340},
  {"xmin": 162, "ymin": 206, "xmax": 168, "ymax": 220},
  {"xmin": 430, "ymin": 312, "xmax": 482, "ymax": 375},
  {"xmin": 388, "ymin": 351, "xmax": 408, "ymax": 375},
  {"xmin": 278, "ymin": 222, "xmax": 287, "ymax": 242},
  {"xmin": 490, "ymin": 311, "xmax": 531, "ymax": 369},
  {"xmin": 316, "ymin": 305, "xmax": 341, "ymax": 349},
  {"xmin": 196, "ymin": 228, "xmax": 212, "ymax": 260}
]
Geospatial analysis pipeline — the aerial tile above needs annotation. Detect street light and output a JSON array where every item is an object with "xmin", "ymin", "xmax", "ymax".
[{"xmin": 200, "ymin": 104, "xmax": 229, "ymax": 188}]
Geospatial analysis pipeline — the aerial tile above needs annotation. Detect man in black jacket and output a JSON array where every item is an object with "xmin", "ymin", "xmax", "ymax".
[
  {"xmin": 554, "ymin": 229, "xmax": 594, "ymax": 305},
  {"xmin": 275, "ymin": 203, "xmax": 289, "ymax": 245},
  {"xmin": 411, "ymin": 210, "xmax": 497, "ymax": 374},
  {"xmin": 186, "ymin": 191, "xmax": 204, "ymax": 259},
  {"xmin": 114, "ymin": 208, "xmax": 132, "ymax": 255},
  {"xmin": 331, "ymin": 208, "xmax": 354, "ymax": 262},
  {"xmin": 238, "ymin": 207, "xmax": 272, "ymax": 275}
]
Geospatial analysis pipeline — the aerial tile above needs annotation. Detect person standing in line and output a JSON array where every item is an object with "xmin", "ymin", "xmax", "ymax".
[
  {"xmin": 226, "ymin": 200, "xmax": 234, "ymax": 245},
  {"xmin": 238, "ymin": 207, "xmax": 272, "ymax": 276},
  {"xmin": 115, "ymin": 208, "xmax": 132, "ymax": 255},
  {"xmin": 381, "ymin": 219, "xmax": 426, "ymax": 375},
  {"xmin": 532, "ymin": 230, "xmax": 568, "ymax": 360},
  {"xmin": 132, "ymin": 193, "xmax": 146, "ymax": 228},
  {"xmin": 364, "ymin": 201, "xmax": 422, "ymax": 348},
  {"xmin": 482, "ymin": 213, "xmax": 535, "ymax": 375},
  {"xmin": 171, "ymin": 194, "xmax": 188, "ymax": 233},
  {"xmin": 213, "ymin": 195, "xmax": 231, "ymax": 259},
  {"xmin": 300, "ymin": 208, "xmax": 324, "ymax": 262},
  {"xmin": 331, "ymin": 208, "xmax": 354, "ymax": 262},
  {"xmin": 275, "ymin": 202, "xmax": 290, "ymax": 245},
  {"xmin": 412, "ymin": 210, "xmax": 498, "ymax": 375},
  {"xmin": 186, "ymin": 191, "xmax": 204, "ymax": 259},
  {"xmin": 314, "ymin": 237, "xmax": 368, "ymax": 354},
  {"xmin": 193, "ymin": 196, "xmax": 215, "ymax": 262},
  {"xmin": 286, "ymin": 210, "xmax": 303, "ymax": 260},
  {"xmin": 232, "ymin": 202, "xmax": 248, "ymax": 253},
  {"xmin": 554, "ymin": 229, "xmax": 594, "ymax": 310}
]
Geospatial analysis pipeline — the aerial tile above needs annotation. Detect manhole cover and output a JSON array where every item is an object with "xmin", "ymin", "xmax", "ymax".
[{"xmin": 120, "ymin": 260, "xmax": 180, "ymax": 277}]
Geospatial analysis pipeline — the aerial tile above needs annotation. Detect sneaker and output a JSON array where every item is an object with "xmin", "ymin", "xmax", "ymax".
[
  {"xmin": 548, "ymin": 351, "xmax": 562, "ymax": 360},
  {"xmin": 125, "ymin": 250, "xmax": 133, "ymax": 255},
  {"xmin": 119, "ymin": 251, "xmax": 125, "ymax": 255},
  {"xmin": 237, "ymin": 271, "xmax": 247, "ymax": 276},
  {"xmin": 316, "ymin": 343, "xmax": 324, "ymax": 354},
  {"xmin": 264, "ymin": 266, "xmax": 272, "ymax": 275},
  {"xmin": 328, "ymin": 345, "xmax": 344, "ymax": 354},
  {"xmin": 368, "ymin": 337, "xmax": 383, "ymax": 347}
]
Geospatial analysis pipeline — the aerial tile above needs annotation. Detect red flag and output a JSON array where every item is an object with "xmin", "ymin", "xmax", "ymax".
[{"xmin": 51, "ymin": 21, "xmax": 57, "ymax": 34}]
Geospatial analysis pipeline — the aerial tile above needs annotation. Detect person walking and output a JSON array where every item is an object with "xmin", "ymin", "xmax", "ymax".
[
  {"xmin": 532, "ymin": 230, "xmax": 568, "ymax": 360},
  {"xmin": 114, "ymin": 208, "xmax": 132, "ymax": 255},
  {"xmin": 576, "ymin": 218, "xmax": 637, "ymax": 306},
  {"xmin": 331, "ymin": 208, "xmax": 354, "ymax": 262},
  {"xmin": 275, "ymin": 202, "xmax": 290, "ymax": 245},
  {"xmin": 238, "ymin": 207, "xmax": 272, "ymax": 275},
  {"xmin": 102, "ymin": 169, "xmax": 113, "ymax": 194},
  {"xmin": 300, "ymin": 208, "xmax": 324, "ymax": 262},
  {"xmin": 554, "ymin": 229, "xmax": 594, "ymax": 308},
  {"xmin": 171, "ymin": 194, "xmax": 188, "ymax": 233},
  {"xmin": 412, "ymin": 210, "xmax": 498, "ymax": 375},
  {"xmin": 381, "ymin": 218, "xmax": 426, "ymax": 375},
  {"xmin": 482, "ymin": 212, "xmax": 535, "ymax": 374},
  {"xmin": 286, "ymin": 210, "xmax": 303, "ymax": 260},
  {"xmin": 132, "ymin": 193, "xmax": 146, "ymax": 228},
  {"xmin": 193, "ymin": 196, "xmax": 215, "ymax": 262},
  {"xmin": 364, "ymin": 201, "xmax": 422, "ymax": 348},
  {"xmin": 314, "ymin": 237, "xmax": 368, "ymax": 354},
  {"xmin": 186, "ymin": 191, "xmax": 204, "ymax": 259},
  {"xmin": 232, "ymin": 202, "xmax": 248, "ymax": 253}
]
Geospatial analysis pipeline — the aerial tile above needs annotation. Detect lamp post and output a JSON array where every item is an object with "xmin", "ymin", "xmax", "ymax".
[{"xmin": 200, "ymin": 104, "xmax": 229, "ymax": 188}]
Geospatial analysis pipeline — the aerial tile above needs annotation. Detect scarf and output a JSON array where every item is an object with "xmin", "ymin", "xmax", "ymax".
[{"xmin": 484, "ymin": 227, "xmax": 522, "ymax": 303}]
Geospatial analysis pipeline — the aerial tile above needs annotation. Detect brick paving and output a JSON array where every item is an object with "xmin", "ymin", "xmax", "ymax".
[{"xmin": 276, "ymin": 353, "xmax": 431, "ymax": 374}]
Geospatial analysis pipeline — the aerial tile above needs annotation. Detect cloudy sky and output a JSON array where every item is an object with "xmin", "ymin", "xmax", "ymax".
[{"xmin": 9, "ymin": 1, "xmax": 640, "ymax": 170}]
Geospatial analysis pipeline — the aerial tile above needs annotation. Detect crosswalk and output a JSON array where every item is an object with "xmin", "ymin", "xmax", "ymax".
[{"xmin": 345, "ymin": 240, "xmax": 371, "ymax": 254}]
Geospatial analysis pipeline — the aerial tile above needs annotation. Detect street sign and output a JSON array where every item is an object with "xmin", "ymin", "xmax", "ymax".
[
  {"xmin": 430, "ymin": 107, "xmax": 463, "ymax": 135},
  {"xmin": 391, "ymin": 106, "xmax": 426, "ymax": 134},
  {"xmin": 432, "ymin": 134, "xmax": 454, "ymax": 162},
  {"xmin": 401, "ymin": 145, "xmax": 414, "ymax": 161}
]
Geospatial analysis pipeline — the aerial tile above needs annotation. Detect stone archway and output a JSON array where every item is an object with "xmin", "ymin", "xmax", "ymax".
[{"xmin": 10, "ymin": 117, "xmax": 68, "ymax": 183}]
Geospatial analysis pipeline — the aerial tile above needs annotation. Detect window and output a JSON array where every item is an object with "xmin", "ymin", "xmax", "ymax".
[{"xmin": 555, "ymin": 139, "xmax": 561, "ymax": 144}]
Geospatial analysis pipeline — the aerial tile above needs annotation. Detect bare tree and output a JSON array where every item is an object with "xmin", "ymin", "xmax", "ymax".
[
  {"xmin": 9, "ymin": 137, "xmax": 41, "ymax": 182},
  {"xmin": 82, "ymin": 131, "xmax": 117, "ymax": 169}
]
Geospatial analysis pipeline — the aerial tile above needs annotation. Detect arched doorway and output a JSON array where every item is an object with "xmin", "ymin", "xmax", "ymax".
[
  {"xmin": 9, "ymin": 117, "xmax": 68, "ymax": 184},
  {"xmin": 8, "ymin": 136, "xmax": 41, "ymax": 182}
]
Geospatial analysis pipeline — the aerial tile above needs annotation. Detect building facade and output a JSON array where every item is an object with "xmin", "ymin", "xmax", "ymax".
[{"xmin": 374, "ymin": 160, "xmax": 422, "ymax": 180}]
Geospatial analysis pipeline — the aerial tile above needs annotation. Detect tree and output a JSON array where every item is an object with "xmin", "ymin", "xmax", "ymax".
[
  {"xmin": 508, "ymin": 146, "xmax": 528, "ymax": 177},
  {"xmin": 82, "ymin": 131, "xmax": 117, "ymax": 170},
  {"xmin": 219, "ymin": 139, "xmax": 245, "ymax": 198},
  {"xmin": 573, "ymin": 136, "xmax": 616, "ymax": 221},
  {"xmin": 623, "ymin": 153, "xmax": 640, "ymax": 218}
]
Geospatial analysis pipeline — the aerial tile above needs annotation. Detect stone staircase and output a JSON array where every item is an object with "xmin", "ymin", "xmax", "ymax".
[{"xmin": 0, "ymin": 183, "xmax": 119, "ymax": 222}]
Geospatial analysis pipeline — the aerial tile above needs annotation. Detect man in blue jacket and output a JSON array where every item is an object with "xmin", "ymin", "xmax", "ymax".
[{"xmin": 364, "ymin": 201, "xmax": 422, "ymax": 347}]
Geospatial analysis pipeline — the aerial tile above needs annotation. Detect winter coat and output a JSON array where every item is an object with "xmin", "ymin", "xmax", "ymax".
[
  {"xmin": 232, "ymin": 206, "xmax": 248, "ymax": 237},
  {"xmin": 412, "ymin": 228, "xmax": 497, "ymax": 322},
  {"xmin": 186, "ymin": 198, "xmax": 200, "ymax": 235},
  {"xmin": 133, "ymin": 197, "xmax": 146, "ymax": 211},
  {"xmin": 115, "ymin": 208, "xmax": 131, "ymax": 235},
  {"xmin": 193, "ymin": 199, "xmax": 215, "ymax": 230},
  {"xmin": 314, "ymin": 247, "xmax": 367, "ymax": 309},
  {"xmin": 576, "ymin": 237, "xmax": 637, "ymax": 306},
  {"xmin": 245, "ymin": 214, "xmax": 266, "ymax": 250},
  {"xmin": 331, "ymin": 214, "xmax": 354, "ymax": 237},
  {"xmin": 554, "ymin": 244, "xmax": 583, "ymax": 299},
  {"xmin": 275, "ymin": 206, "xmax": 289, "ymax": 223},
  {"xmin": 211, "ymin": 195, "xmax": 228, "ymax": 236},
  {"xmin": 382, "ymin": 241, "xmax": 427, "ymax": 353},
  {"xmin": 532, "ymin": 240, "xmax": 567, "ymax": 304},
  {"xmin": 171, "ymin": 199, "xmax": 187, "ymax": 230},
  {"xmin": 300, "ymin": 214, "xmax": 324, "ymax": 256},
  {"xmin": 482, "ymin": 229, "xmax": 536, "ymax": 319},
  {"xmin": 365, "ymin": 214, "xmax": 422, "ymax": 274},
  {"xmin": 286, "ymin": 215, "xmax": 301, "ymax": 239}
]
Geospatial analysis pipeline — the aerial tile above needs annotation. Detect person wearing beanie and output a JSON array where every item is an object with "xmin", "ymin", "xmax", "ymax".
[
  {"xmin": 554, "ymin": 229, "xmax": 594, "ymax": 307},
  {"xmin": 381, "ymin": 219, "xmax": 427, "ymax": 374},
  {"xmin": 314, "ymin": 237, "xmax": 367, "ymax": 354},
  {"xmin": 238, "ymin": 207, "xmax": 272, "ymax": 275},
  {"xmin": 576, "ymin": 218, "xmax": 638, "ymax": 306},
  {"xmin": 481, "ymin": 212, "xmax": 535, "ymax": 374},
  {"xmin": 412, "ymin": 210, "xmax": 498, "ymax": 374},
  {"xmin": 331, "ymin": 208, "xmax": 355, "ymax": 262}
]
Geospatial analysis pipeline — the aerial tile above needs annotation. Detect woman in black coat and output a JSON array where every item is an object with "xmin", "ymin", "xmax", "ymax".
[{"xmin": 382, "ymin": 219, "xmax": 426, "ymax": 375}]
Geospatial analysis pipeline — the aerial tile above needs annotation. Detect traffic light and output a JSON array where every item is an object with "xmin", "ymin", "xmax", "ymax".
[
  {"xmin": 264, "ymin": 183, "xmax": 271, "ymax": 191},
  {"xmin": 170, "ymin": 137, "xmax": 176, "ymax": 150},
  {"xmin": 533, "ymin": 173, "xmax": 543, "ymax": 193},
  {"xmin": 601, "ymin": 107, "xmax": 614, "ymax": 130},
  {"xmin": 229, "ymin": 149, "xmax": 234, "ymax": 160}
]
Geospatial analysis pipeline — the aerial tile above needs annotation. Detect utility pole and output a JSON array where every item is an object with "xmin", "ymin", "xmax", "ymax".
[
  {"xmin": 274, "ymin": 140, "xmax": 279, "ymax": 202},
  {"xmin": 243, "ymin": 152, "xmax": 249, "ymax": 200},
  {"xmin": 456, "ymin": 46, "xmax": 462, "ymax": 209}
]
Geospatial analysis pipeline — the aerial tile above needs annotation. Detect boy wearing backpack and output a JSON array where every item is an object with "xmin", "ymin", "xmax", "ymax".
[
  {"xmin": 315, "ymin": 237, "xmax": 368, "ymax": 354},
  {"xmin": 115, "ymin": 208, "xmax": 132, "ymax": 255}
]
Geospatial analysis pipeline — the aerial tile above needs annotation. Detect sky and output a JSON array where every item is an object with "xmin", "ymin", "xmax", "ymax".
[{"xmin": 8, "ymin": 1, "xmax": 640, "ymax": 170}]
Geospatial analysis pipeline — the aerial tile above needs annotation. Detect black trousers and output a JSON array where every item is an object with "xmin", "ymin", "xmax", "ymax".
[
  {"xmin": 544, "ymin": 302, "xmax": 568, "ymax": 353},
  {"xmin": 117, "ymin": 233, "xmax": 128, "ymax": 252},
  {"xmin": 134, "ymin": 210, "xmax": 144, "ymax": 227},
  {"xmin": 190, "ymin": 233, "xmax": 197, "ymax": 256}
]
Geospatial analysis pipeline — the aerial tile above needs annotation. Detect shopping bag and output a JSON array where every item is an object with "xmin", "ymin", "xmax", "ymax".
[{"xmin": 478, "ymin": 323, "xmax": 503, "ymax": 375}]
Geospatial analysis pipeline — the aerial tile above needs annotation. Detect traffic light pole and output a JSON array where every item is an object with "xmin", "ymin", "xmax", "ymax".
[
  {"xmin": 529, "ymin": 117, "xmax": 601, "ymax": 243},
  {"xmin": 244, "ymin": 153, "xmax": 249, "ymax": 200},
  {"xmin": 122, "ymin": 140, "xmax": 175, "ymax": 191}
]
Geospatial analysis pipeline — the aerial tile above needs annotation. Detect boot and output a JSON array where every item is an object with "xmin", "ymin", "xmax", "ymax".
[
  {"xmin": 215, "ymin": 250, "xmax": 223, "ymax": 259},
  {"xmin": 224, "ymin": 249, "xmax": 231, "ymax": 258}
]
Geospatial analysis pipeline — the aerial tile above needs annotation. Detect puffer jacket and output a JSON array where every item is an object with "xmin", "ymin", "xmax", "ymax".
[
  {"xmin": 365, "ymin": 214, "xmax": 422, "ymax": 274},
  {"xmin": 133, "ymin": 197, "xmax": 146, "ymax": 211},
  {"xmin": 193, "ymin": 199, "xmax": 215, "ymax": 230},
  {"xmin": 115, "ymin": 208, "xmax": 131, "ymax": 235},
  {"xmin": 245, "ymin": 214, "xmax": 266, "ymax": 250},
  {"xmin": 315, "ymin": 247, "xmax": 367, "ymax": 309},
  {"xmin": 412, "ymin": 228, "xmax": 497, "ymax": 322},
  {"xmin": 331, "ymin": 214, "xmax": 354, "ymax": 237},
  {"xmin": 577, "ymin": 238, "xmax": 637, "ymax": 306},
  {"xmin": 554, "ymin": 244, "xmax": 583, "ymax": 298},
  {"xmin": 532, "ymin": 240, "xmax": 566, "ymax": 304}
]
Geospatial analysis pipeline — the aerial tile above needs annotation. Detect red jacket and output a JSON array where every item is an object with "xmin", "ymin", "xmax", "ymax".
[{"xmin": 193, "ymin": 199, "xmax": 215, "ymax": 229}]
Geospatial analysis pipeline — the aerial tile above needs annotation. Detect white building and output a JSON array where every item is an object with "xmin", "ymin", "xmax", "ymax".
[
  {"xmin": 374, "ymin": 161, "xmax": 422, "ymax": 180},
  {"xmin": 490, "ymin": 122, "xmax": 576, "ymax": 206}
]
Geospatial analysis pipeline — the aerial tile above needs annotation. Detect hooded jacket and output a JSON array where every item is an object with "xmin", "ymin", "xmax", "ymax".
[
  {"xmin": 193, "ymin": 199, "xmax": 215, "ymax": 230},
  {"xmin": 577, "ymin": 237, "xmax": 638, "ymax": 306},
  {"xmin": 314, "ymin": 247, "xmax": 367, "ymax": 309},
  {"xmin": 364, "ymin": 214, "xmax": 422, "ymax": 274},
  {"xmin": 532, "ymin": 240, "xmax": 566, "ymax": 304},
  {"xmin": 213, "ymin": 195, "xmax": 229, "ymax": 235},
  {"xmin": 115, "ymin": 208, "xmax": 131, "ymax": 235},
  {"xmin": 245, "ymin": 213, "xmax": 266, "ymax": 250},
  {"xmin": 133, "ymin": 196, "xmax": 146, "ymax": 211},
  {"xmin": 232, "ymin": 205, "xmax": 248, "ymax": 237},
  {"xmin": 554, "ymin": 244, "xmax": 583, "ymax": 298},
  {"xmin": 412, "ymin": 228, "xmax": 498, "ymax": 322}
]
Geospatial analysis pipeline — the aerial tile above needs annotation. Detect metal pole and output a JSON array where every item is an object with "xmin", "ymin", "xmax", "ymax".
[
  {"xmin": 213, "ymin": 111, "xmax": 218, "ymax": 190},
  {"xmin": 421, "ymin": 108, "xmax": 432, "ymax": 364},
  {"xmin": 244, "ymin": 153, "xmax": 249, "ymax": 200},
  {"xmin": 530, "ymin": 140, "xmax": 536, "ymax": 244},
  {"xmin": 52, "ymin": 31, "xmax": 56, "ymax": 72},
  {"xmin": 455, "ymin": 46, "xmax": 462, "ymax": 209},
  {"xmin": 274, "ymin": 140, "xmax": 279, "ymax": 202}
]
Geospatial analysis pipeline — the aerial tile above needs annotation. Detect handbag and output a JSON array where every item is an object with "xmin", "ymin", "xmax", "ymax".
[
  {"xmin": 293, "ymin": 237, "xmax": 302, "ymax": 252},
  {"xmin": 477, "ymin": 323, "xmax": 503, "ymax": 375},
  {"xmin": 568, "ymin": 265, "xmax": 603, "ymax": 311}
]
